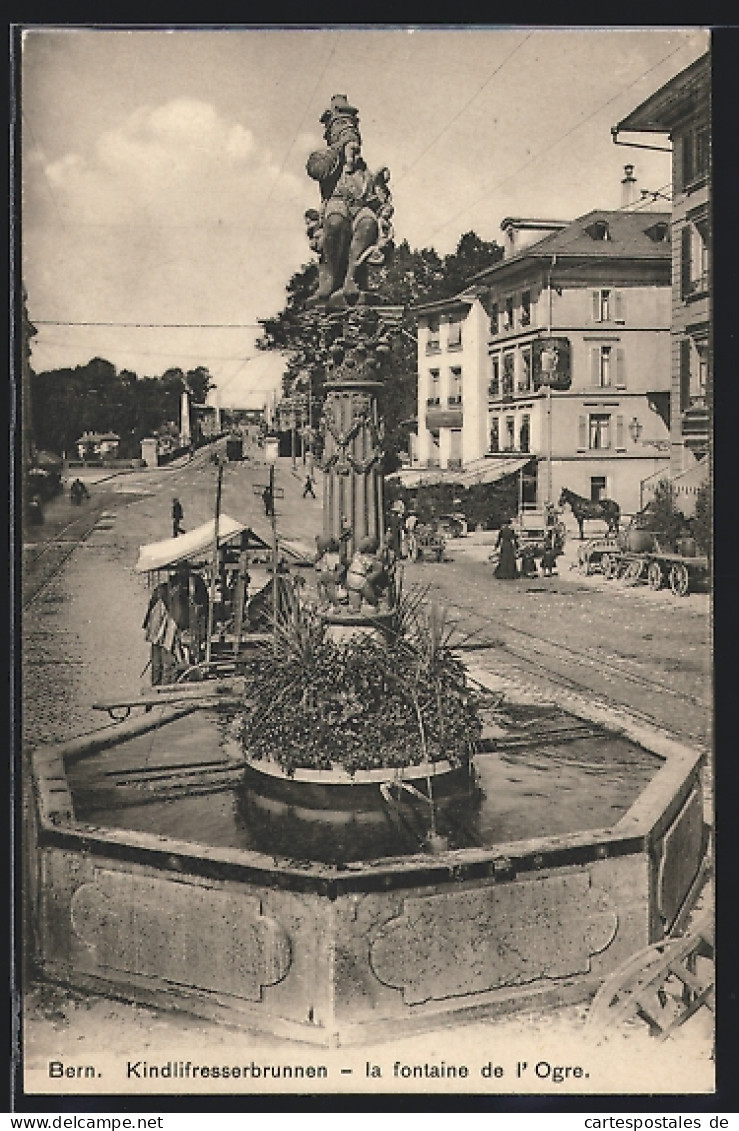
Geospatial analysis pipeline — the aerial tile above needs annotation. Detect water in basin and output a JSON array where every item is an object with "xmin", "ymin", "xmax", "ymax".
[{"xmin": 71, "ymin": 706, "xmax": 662, "ymax": 864}]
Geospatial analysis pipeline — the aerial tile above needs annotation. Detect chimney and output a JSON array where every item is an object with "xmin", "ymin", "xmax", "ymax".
[{"xmin": 621, "ymin": 164, "xmax": 637, "ymax": 208}]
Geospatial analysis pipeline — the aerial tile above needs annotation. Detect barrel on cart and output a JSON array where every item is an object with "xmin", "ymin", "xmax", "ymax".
[{"xmin": 600, "ymin": 527, "xmax": 709, "ymax": 597}]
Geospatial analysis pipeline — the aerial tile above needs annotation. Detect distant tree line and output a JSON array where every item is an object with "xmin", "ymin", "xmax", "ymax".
[
  {"xmin": 29, "ymin": 358, "xmax": 214, "ymax": 459},
  {"xmin": 256, "ymin": 231, "xmax": 504, "ymax": 471}
]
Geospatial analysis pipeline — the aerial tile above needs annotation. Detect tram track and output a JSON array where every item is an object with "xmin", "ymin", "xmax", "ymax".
[
  {"xmin": 22, "ymin": 514, "xmax": 102, "ymax": 611},
  {"xmin": 425, "ymin": 588, "xmax": 710, "ymax": 748}
]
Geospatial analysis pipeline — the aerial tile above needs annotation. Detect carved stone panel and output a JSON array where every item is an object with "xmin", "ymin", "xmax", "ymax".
[
  {"xmin": 369, "ymin": 873, "xmax": 617, "ymax": 1006},
  {"xmin": 657, "ymin": 785, "xmax": 705, "ymax": 931},
  {"xmin": 70, "ymin": 869, "xmax": 291, "ymax": 1001}
]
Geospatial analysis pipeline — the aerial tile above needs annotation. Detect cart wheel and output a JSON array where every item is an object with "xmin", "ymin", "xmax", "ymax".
[
  {"xmin": 624, "ymin": 559, "xmax": 644, "ymax": 585},
  {"xmin": 647, "ymin": 560, "xmax": 664, "ymax": 591},
  {"xmin": 669, "ymin": 562, "xmax": 690, "ymax": 597},
  {"xmin": 602, "ymin": 553, "xmax": 617, "ymax": 580}
]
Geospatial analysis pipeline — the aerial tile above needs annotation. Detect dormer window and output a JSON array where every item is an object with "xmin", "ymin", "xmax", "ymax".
[
  {"xmin": 586, "ymin": 220, "xmax": 611, "ymax": 241},
  {"xmin": 645, "ymin": 220, "xmax": 670, "ymax": 243},
  {"xmin": 447, "ymin": 315, "xmax": 463, "ymax": 349}
]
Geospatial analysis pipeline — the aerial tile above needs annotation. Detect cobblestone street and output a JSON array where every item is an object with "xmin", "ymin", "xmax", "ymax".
[{"xmin": 21, "ymin": 440, "xmax": 714, "ymax": 1092}]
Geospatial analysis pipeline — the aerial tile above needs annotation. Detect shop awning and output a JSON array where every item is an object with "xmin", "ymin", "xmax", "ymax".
[
  {"xmin": 135, "ymin": 514, "xmax": 256, "ymax": 573},
  {"xmin": 388, "ymin": 456, "xmax": 533, "ymax": 490}
]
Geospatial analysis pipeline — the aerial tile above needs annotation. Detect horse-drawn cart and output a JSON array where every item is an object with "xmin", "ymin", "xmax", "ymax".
[
  {"xmin": 411, "ymin": 522, "xmax": 447, "ymax": 562},
  {"xmin": 600, "ymin": 531, "xmax": 709, "ymax": 597}
]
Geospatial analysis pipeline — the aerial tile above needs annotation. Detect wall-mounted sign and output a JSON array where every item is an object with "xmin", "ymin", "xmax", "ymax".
[{"xmin": 533, "ymin": 338, "xmax": 571, "ymax": 391}]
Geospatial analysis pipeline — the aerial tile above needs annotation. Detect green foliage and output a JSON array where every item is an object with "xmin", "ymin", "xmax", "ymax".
[
  {"xmin": 255, "ymin": 232, "xmax": 504, "ymax": 470},
  {"xmin": 641, "ymin": 478, "xmax": 692, "ymax": 550},
  {"xmin": 385, "ymin": 477, "xmax": 518, "ymax": 531},
  {"xmin": 691, "ymin": 479, "xmax": 712, "ymax": 556},
  {"xmin": 238, "ymin": 584, "xmax": 482, "ymax": 776},
  {"xmin": 29, "ymin": 359, "xmax": 215, "ymax": 458}
]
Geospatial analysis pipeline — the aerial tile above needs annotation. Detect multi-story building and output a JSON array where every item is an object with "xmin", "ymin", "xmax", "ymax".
[
  {"xmin": 412, "ymin": 207, "xmax": 673, "ymax": 514},
  {"xmin": 614, "ymin": 51, "xmax": 710, "ymax": 514}
]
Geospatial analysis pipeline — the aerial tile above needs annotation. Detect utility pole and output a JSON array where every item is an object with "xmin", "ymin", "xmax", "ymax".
[{"xmin": 205, "ymin": 458, "xmax": 224, "ymax": 665}]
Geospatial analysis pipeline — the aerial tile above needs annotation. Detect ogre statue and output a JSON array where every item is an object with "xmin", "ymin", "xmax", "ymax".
[{"xmin": 305, "ymin": 94, "xmax": 393, "ymax": 307}]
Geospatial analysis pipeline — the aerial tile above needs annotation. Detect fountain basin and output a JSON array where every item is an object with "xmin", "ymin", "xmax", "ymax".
[{"xmin": 27, "ymin": 674, "xmax": 708, "ymax": 1047}]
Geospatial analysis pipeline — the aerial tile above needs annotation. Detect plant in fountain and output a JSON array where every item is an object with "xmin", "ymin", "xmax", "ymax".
[{"xmin": 238, "ymin": 581, "xmax": 482, "ymax": 777}]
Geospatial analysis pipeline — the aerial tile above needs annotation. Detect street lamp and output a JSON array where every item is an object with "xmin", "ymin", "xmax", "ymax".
[
  {"xmin": 264, "ymin": 435, "xmax": 280, "ymax": 652},
  {"xmin": 629, "ymin": 417, "xmax": 643, "ymax": 443}
]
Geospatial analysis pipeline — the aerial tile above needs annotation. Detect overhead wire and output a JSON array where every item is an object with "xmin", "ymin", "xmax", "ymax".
[
  {"xmin": 393, "ymin": 31, "xmax": 534, "ymax": 188},
  {"xmin": 428, "ymin": 43, "xmax": 687, "ymax": 240}
]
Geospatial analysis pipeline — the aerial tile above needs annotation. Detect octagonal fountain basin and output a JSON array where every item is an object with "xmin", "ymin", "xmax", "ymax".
[{"xmin": 28, "ymin": 672, "xmax": 708, "ymax": 1047}]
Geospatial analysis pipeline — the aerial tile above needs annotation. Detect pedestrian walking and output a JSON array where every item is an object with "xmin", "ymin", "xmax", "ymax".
[
  {"xmin": 171, "ymin": 497, "xmax": 185, "ymax": 537},
  {"xmin": 493, "ymin": 519, "xmax": 519, "ymax": 579},
  {"xmin": 262, "ymin": 484, "xmax": 274, "ymax": 518},
  {"xmin": 540, "ymin": 528, "xmax": 558, "ymax": 577},
  {"xmin": 302, "ymin": 473, "xmax": 316, "ymax": 498}
]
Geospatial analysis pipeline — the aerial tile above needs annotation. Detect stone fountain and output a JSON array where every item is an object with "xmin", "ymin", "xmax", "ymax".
[{"xmin": 25, "ymin": 95, "xmax": 709, "ymax": 1049}]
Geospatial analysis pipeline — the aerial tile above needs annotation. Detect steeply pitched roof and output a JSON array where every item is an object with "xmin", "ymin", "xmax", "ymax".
[
  {"xmin": 615, "ymin": 52, "xmax": 710, "ymax": 134},
  {"xmin": 470, "ymin": 209, "xmax": 671, "ymax": 283}
]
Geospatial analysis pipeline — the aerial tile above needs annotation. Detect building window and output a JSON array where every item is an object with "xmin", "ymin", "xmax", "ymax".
[
  {"xmin": 519, "ymin": 414, "xmax": 530, "ymax": 453},
  {"xmin": 590, "ymin": 476, "xmax": 607, "ymax": 502},
  {"xmin": 645, "ymin": 220, "xmax": 670, "ymax": 243},
  {"xmin": 586, "ymin": 219, "xmax": 611, "ymax": 241},
  {"xmin": 588, "ymin": 413, "xmax": 611, "ymax": 450},
  {"xmin": 505, "ymin": 417, "xmax": 515, "ymax": 452},
  {"xmin": 502, "ymin": 352, "xmax": 515, "ymax": 395},
  {"xmin": 680, "ymin": 338, "xmax": 709, "ymax": 409},
  {"xmin": 590, "ymin": 345, "xmax": 625, "ymax": 388},
  {"xmin": 489, "ymin": 417, "xmax": 500, "ymax": 452},
  {"xmin": 426, "ymin": 316, "xmax": 440, "ymax": 353},
  {"xmin": 520, "ymin": 290, "xmax": 532, "ymax": 326},
  {"xmin": 448, "ymin": 366, "xmax": 462, "ymax": 405},
  {"xmin": 696, "ymin": 344, "xmax": 708, "ymax": 399},
  {"xmin": 427, "ymin": 369, "xmax": 440, "ymax": 406},
  {"xmin": 489, "ymin": 356, "xmax": 500, "ymax": 398},
  {"xmin": 592, "ymin": 289, "xmax": 625, "ymax": 322},
  {"xmin": 448, "ymin": 316, "xmax": 463, "ymax": 349},
  {"xmin": 681, "ymin": 217, "xmax": 710, "ymax": 299},
  {"xmin": 518, "ymin": 346, "xmax": 532, "ymax": 392},
  {"xmin": 489, "ymin": 302, "xmax": 499, "ymax": 336},
  {"xmin": 681, "ymin": 124, "xmax": 710, "ymax": 190},
  {"xmin": 504, "ymin": 297, "xmax": 514, "ymax": 331}
]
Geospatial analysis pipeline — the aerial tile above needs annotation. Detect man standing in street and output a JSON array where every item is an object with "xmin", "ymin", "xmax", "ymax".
[
  {"xmin": 172, "ymin": 497, "xmax": 185, "ymax": 537},
  {"xmin": 302, "ymin": 473, "xmax": 316, "ymax": 499}
]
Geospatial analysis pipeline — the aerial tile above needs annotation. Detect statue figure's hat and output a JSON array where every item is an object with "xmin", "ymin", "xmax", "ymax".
[{"xmin": 320, "ymin": 94, "xmax": 361, "ymax": 149}]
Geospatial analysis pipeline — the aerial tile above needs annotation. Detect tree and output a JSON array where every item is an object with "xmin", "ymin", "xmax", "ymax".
[
  {"xmin": 256, "ymin": 232, "xmax": 504, "ymax": 469},
  {"xmin": 29, "ymin": 358, "xmax": 216, "ymax": 458}
]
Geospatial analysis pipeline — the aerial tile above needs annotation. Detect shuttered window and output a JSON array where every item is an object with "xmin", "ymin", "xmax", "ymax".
[
  {"xmin": 590, "ymin": 348, "xmax": 600, "ymax": 385},
  {"xmin": 578, "ymin": 415, "xmax": 587, "ymax": 450},
  {"xmin": 615, "ymin": 348, "xmax": 626, "ymax": 388},
  {"xmin": 680, "ymin": 339, "xmax": 692, "ymax": 412},
  {"xmin": 616, "ymin": 415, "xmax": 625, "ymax": 449},
  {"xmin": 681, "ymin": 227, "xmax": 692, "ymax": 300},
  {"xmin": 592, "ymin": 291, "xmax": 601, "ymax": 322},
  {"xmin": 614, "ymin": 291, "xmax": 625, "ymax": 322}
]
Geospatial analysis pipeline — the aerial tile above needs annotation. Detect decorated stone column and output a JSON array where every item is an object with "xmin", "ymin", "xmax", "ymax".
[{"xmin": 302, "ymin": 94, "xmax": 401, "ymax": 615}]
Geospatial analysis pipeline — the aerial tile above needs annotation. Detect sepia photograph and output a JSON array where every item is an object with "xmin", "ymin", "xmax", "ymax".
[{"xmin": 15, "ymin": 24, "xmax": 714, "ymax": 1104}]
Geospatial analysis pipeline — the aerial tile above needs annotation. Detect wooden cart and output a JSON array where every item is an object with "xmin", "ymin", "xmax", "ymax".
[{"xmin": 600, "ymin": 534, "xmax": 709, "ymax": 596}]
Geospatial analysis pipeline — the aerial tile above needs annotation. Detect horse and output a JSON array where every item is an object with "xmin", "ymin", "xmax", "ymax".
[{"xmin": 558, "ymin": 487, "xmax": 620, "ymax": 541}]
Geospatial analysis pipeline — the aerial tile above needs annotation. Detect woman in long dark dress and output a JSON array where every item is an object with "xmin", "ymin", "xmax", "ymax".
[{"xmin": 494, "ymin": 519, "xmax": 519, "ymax": 579}]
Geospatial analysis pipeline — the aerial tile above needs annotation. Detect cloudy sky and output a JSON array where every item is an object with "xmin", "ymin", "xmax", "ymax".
[{"xmin": 20, "ymin": 25, "xmax": 708, "ymax": 406}]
